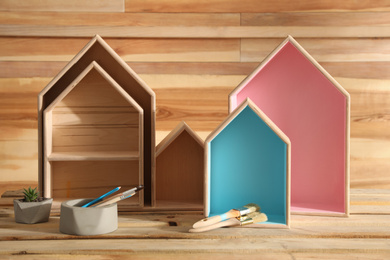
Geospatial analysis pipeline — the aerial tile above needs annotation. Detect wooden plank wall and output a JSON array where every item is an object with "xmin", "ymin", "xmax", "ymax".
[{"xmin": 0, "ymin": 0, "xmax": 390, "ymax": 189}]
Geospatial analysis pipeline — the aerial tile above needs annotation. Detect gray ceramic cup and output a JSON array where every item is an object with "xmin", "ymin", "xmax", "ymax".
[{"xmin": 59, "ymin": 198, "xmax": 118, "ymax": 236}]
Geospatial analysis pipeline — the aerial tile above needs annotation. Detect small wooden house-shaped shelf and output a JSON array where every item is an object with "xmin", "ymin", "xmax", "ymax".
[
  {"xmin": 43, "ymin": 61, "xmax": 144, "ymax": 209},
  {"xmin": 154, "ymin": 122, "xmax": 204, "ymax": 211},
  {"xmin": 229, "ymin": 36, "xmax": 350, "ymax": 216},
  {"xmin": 38, "ymin": 35, "xmax": 155, "ymax": 206},
  {"xmin": 205, "ymin": 99, "xmax": 290, "ymax": 228}
]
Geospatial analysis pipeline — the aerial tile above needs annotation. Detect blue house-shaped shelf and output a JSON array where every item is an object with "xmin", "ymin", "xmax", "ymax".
[{"xmin": 205, "ymin": 99, "xmax": 290, "ymax": 227}]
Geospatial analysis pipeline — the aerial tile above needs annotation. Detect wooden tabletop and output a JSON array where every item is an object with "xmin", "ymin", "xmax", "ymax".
[{"xmin": 1, "ymin": 189, "xmax": 390, "ymax": 259}]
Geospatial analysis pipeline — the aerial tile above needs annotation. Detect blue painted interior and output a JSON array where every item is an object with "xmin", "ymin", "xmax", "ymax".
[{"xmin": 208, "ymin": 105, "xmax": 288, "ymax": 225}]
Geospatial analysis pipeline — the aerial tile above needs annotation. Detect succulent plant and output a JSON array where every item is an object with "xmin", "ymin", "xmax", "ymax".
[{"xmin": 23, "ymin": 187, "xmax": 39, "ymax": 202}]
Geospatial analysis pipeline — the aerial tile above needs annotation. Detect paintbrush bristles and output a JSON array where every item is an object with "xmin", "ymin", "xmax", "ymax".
[
  {"xmin": 192, "ymin": 203, "xmax": 261, "ymax": 229},
  {"xmin": 244, "ymin": 203, "xmax": 260, "ymax": 212},
  {"xmin": 240, "ymin": 212, "xmax": 268, "ymax": 225},
  {"xmin": 237, "ymin": 203, "xmax": 260, "ymax": 216},
  {"xmin": 252, "ymin": 213, "xmax": 267, "ymax": 223}
]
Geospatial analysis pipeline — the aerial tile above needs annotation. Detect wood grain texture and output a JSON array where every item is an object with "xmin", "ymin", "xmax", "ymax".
[
  {"xmin": 0, "ymin": 12, "xmax": 240, "ymax": 26},
  {"xmin": 0, "ymin": 189, "xmax": 389, "ymax": 258},
  {"xmin": 0, "ymin": 0, "xmax": 389, "ymax": 188},
  {"xmin": 0, "ymin": 0, "xmax": 125, "ymax": 12},
  {"xmin": 241, "ymin": 38, "xmax": 390, "ymax": 62},
  {"xmin": 0, "ymin": 61, "xmax": 253, "ymax": 78},
  {"xmin": 0, "ymin": 238, "xmax": 389, "ymax": 255},
  {"xmin": 156, "ymin": 127, "xmax": 204, "ymax": 205},
  {"xmin": 125, "ymin": 0, "xmax": 390, "ymax": 13},
  {"xmin": 0, "ymin": 38, "xmax": 240, "ymax": 62},
  {"xmin": 51, "ymin": 160, "xmax": 140, "ymax": 198},
  {"xmin": 1, "ymin": 76, "xmax": 389, "ymax": 128},
  {"xmin": 2, "ymin": 25, "xmax": 390, "ymax": 38},
  {"xmin": 241, "ymin": 12, "xmax": 390, "ymax": 26},
  {"xmin": 2, "ymin": 61, "xmax": 390, "ymax": 79}
]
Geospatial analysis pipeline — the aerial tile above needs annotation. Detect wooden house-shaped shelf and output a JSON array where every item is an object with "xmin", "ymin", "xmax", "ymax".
[
  {"xmin": 229, "ymin": 36, "xmax": 350, "ymax": 216},
  {"xmin": 154, "ymin": 122, "xmax": 204, "ymax": 211},
  {"xmin": 43, "ymin": 61, "xmax": 144, "ymax": 208},
  {"xmin": 38, "ymin": 35, "xmax": 155, "ymax": 208},
  {"xmin": 205, "ymin": 99, "xmax": 290, "ymax": 227}
]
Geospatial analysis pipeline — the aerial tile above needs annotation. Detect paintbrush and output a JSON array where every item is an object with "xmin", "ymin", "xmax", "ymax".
[
  {"xmin": 189, "ymin": 212, "xmax": 268, "ymax": 233},
  {"xmin": 192, "ymin": 203, "xmax": 260, "ymax": 229},
  {"xmin": 81, "ymin": 186, "xmax": 121, "ymax": 207},
  {"xmin": 93, "ymin": 185, "xmax": 144, "ymax": 207}
]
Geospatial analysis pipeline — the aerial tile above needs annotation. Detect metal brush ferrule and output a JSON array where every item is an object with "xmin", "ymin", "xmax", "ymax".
[
  {"xmin": 238, "ymin": 207, "xmax": 252, "ymax": 216},
  {"xmin": 240, "ymin": 218, "xmax": 254, "ymax": 226},
  {"xmin": 237, "ymin": 214, "xmax": 251, "ymax": 222}
]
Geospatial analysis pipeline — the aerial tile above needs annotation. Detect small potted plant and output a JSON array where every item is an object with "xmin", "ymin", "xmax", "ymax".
[{"xmin": 13, "ymin": 187, "xmax": 53, "ymax": 224}]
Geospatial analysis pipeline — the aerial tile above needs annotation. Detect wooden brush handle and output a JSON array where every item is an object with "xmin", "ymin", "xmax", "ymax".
[
  {"xmin": 192, "ymin": 210, "xmax": 238, "ymax": 229},
  {"xmin": 92, "ymin": 193, "xmax": 121, "ymax": 207},
  {"xmin": 189, "ymin": 218, "xmax": 240, "ymax": 233}
]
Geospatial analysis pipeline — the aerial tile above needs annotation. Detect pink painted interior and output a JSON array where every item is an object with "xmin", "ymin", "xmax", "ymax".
[{"xmin": 231, "ymin": 41, "xmax": 347, "ymax": 214}]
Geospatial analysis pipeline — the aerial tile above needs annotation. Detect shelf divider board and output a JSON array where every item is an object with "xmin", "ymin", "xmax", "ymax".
[
  {"xmin": 205, "ymin": 99, "xmax": 291, "ymax": 228},
  {"xmin": 43, "ymin": 61, "xmax": 144, "ymax": 209},
  {"xmin": 229, "ymin": 35, "xmax": 350, "ymax": 217},
  {"xmin": 48, "ymin": 151, "xmax": 139, "ymax": 161}
]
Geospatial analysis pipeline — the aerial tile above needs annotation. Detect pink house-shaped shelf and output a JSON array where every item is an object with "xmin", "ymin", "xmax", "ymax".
[
  {"xmin": 229, "ymin": 36, "xmax": 350, "ymax": 216},
  {"xmin": 205, "ymin": 99, "xmax": 290, "ymax": 227},
  {"xmin": 154, "ymin": 122, "xmax": 204, "ymax": 211},
  {"xmin": 38, "ymin": 35, "xmax": 155, "ymax": 207}
]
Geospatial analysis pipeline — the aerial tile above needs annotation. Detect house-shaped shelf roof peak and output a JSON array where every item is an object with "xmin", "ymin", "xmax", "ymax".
[
  {"xmin": 45, "ymin": 61, "xmax": 143, "ymax": 114},
  {"xmin": 156, "ymin": 121, "xmax": 204, "ymax": 157},
  {"xmin": 39, "ymin": 35, "xmax": 155, "ymax": 101},
  {"xmin": 229, "ymin": 35, "xmax": 349, "ymax": 111},
  {"xmin": 228, "ymin": 36, "xmax": 350, "ymax": 216},
  {"xmin": 205, "ymin": 98, "xmax": 290, "ymax": 227},
  {"xmin": 207, "ymin": 98, "xmax": 289, "ymax": 145}
]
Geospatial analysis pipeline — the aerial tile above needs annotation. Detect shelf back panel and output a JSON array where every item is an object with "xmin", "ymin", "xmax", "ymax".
[
  {"xmin": 51, "ymin": 68, "xmax": 140, "ymax": 153},
  {"xmin": 51, "ymin": 160, "xmax": 142, "ymax": 207},
  {"xmin": 156, "ymin": 130, "xmax": 204, "ymax": 202}
]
